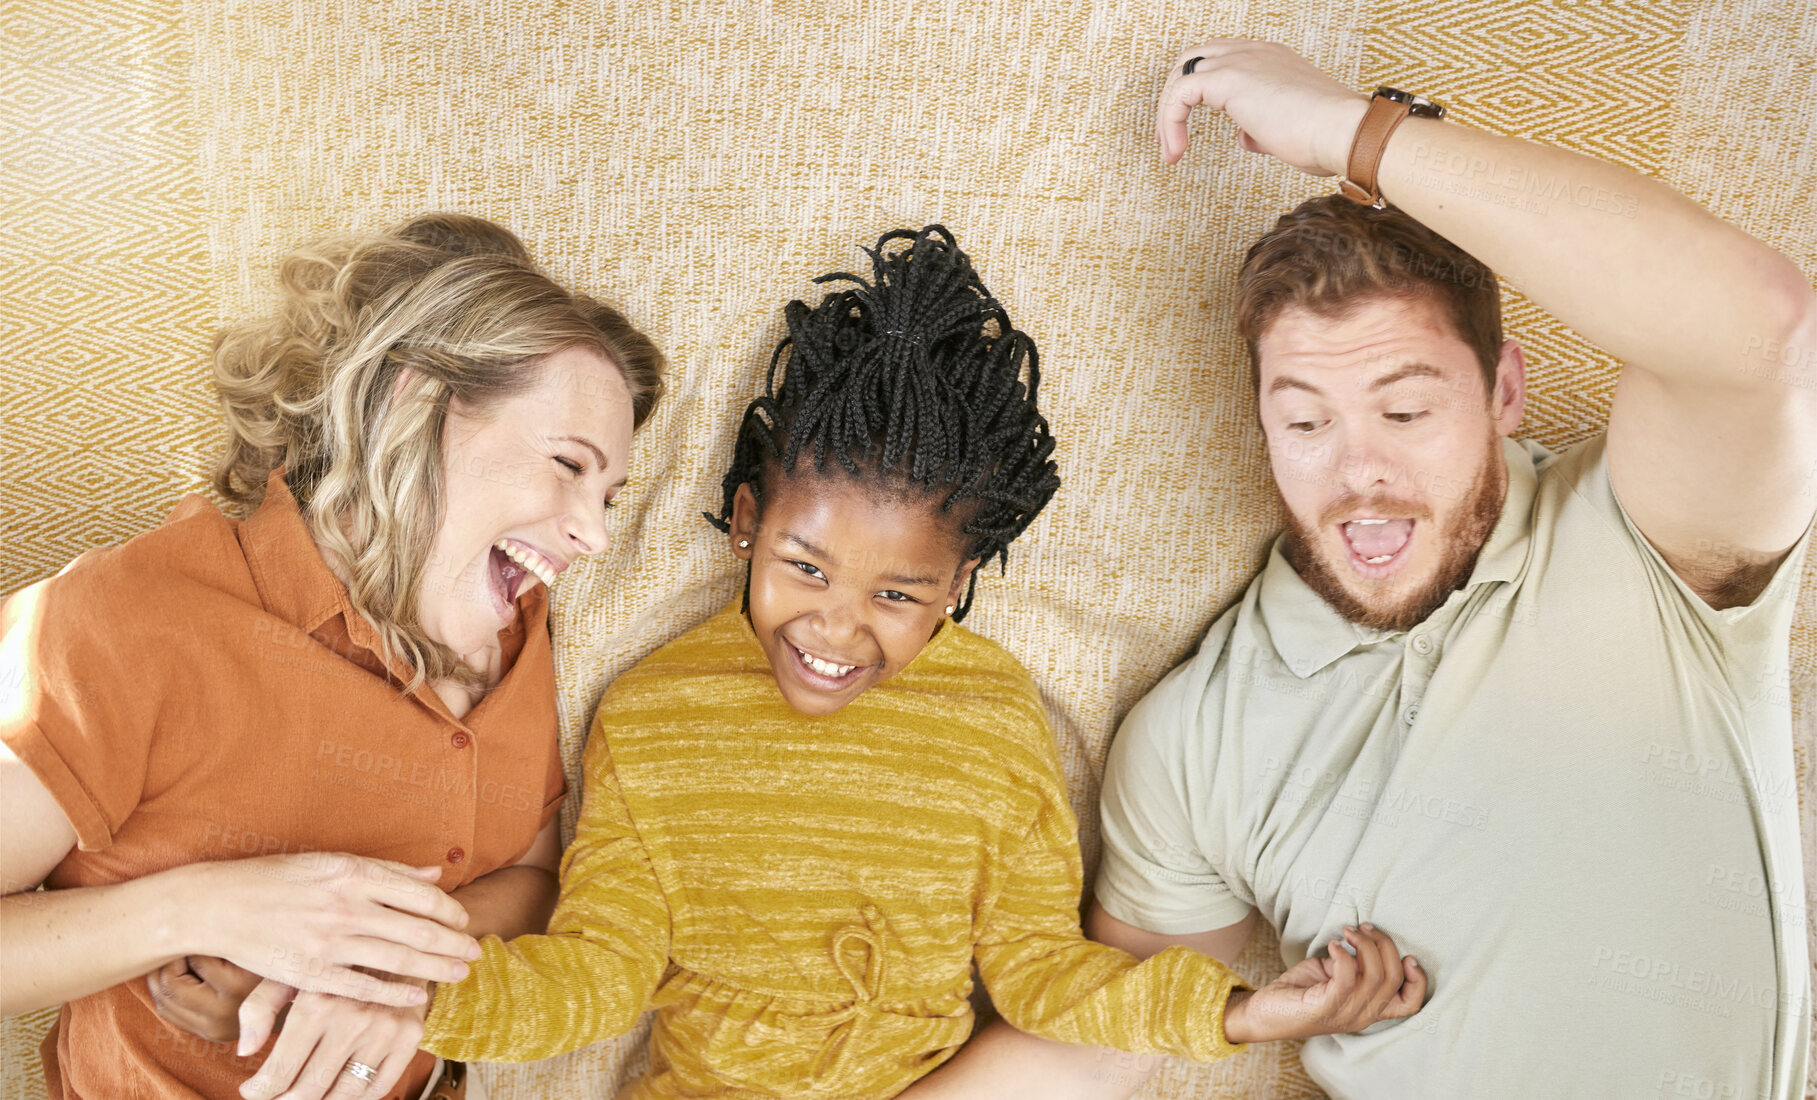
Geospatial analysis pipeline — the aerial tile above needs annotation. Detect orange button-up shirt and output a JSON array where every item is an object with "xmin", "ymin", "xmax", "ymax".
[{"xmin": 1, "ymin": 472, "xmax": 565, "ymax": 1099}]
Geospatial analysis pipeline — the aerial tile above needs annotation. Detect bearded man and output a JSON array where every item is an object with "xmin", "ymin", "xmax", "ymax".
[{"xmin": 905, "ymin": 39, "xmax": 1816, "ymax": 1100}]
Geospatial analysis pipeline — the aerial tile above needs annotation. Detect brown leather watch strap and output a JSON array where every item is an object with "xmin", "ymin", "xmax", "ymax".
[{"xmin": 1339, "ymin": 95, "xmax": 1413, "ymax": 207}]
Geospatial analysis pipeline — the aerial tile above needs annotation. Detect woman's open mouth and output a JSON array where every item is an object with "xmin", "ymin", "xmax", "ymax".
[
  {"xmin": 1339, "ymin": 518, "xmax": 1416, "ymax": 580},
  {"xmin": 485, "ymin": 539, "xmax": 562, "ymax": 622}
]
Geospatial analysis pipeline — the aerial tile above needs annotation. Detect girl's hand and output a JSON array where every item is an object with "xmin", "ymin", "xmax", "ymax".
[
  {"xmin": 1221, "ymin": 924, "xmax": 1426, "ymax": 1043},
  {"xmin": 1155, "ymin": 39, "xmax": 1368, "ymax": 171},
  {"xmin": 237, "ymin": 978, "xmax": 428, "ymax": 1100},
  {"xmin": 148, "ymin": 955, "xmax": 263, "ymax": 1043},
  {"xmin": 186, "ymin": 852, "xmax": 478, "ymax": 1007}
]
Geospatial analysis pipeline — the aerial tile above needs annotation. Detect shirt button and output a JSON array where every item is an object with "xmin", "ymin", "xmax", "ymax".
[
  {"xmin": 1403, "ymin": 703, "xmax": 1421, "ymax": 725},
  {"xmin": 450, "ymin": 731, "xmax": 470, "ymax": 749},
  {"xmin": 1411, "ymin": 634, "xmax": 1433, "ymax": 655},
  {"xmin": 447, "ymin": 847, "xmax": 465, "ymax": 864}
]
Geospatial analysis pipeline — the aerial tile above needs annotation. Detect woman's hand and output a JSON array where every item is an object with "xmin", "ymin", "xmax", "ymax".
[
  {"xmin": 236, "ymin": 977, "xmax": 428, "ymax": 1100},
  {"xmin": 1155, "ymin": 39, "xmax": 1368, "ymax": 171},
  {"xmin": 148, "ymin": 956, "xmax": 264, "ymax": 1044},
  {"xmin": 184, "ymin": 852, "xmax": 478, "ymax": 1007},
  {"xmin": 1220, "ymin": 924, "xmax": 1426, "ymax": 1043}
]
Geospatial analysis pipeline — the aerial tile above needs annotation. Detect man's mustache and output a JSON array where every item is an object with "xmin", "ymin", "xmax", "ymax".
[{"xmin": 1316, "ymin": 495, "xmax": 1434, "ymax": 527}]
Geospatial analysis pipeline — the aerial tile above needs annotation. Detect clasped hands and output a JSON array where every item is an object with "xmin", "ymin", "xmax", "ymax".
[
  {"xmin": 147, "ymin": 852, "xmax": 477, "ymax": 1099},
  {"xmin": 1222, "ymin": 923, "xmax": 1426, "ymax": 1044}
]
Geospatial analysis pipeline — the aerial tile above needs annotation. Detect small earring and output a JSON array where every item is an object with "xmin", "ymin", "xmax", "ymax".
[
  {"xmin": 945, "ymin": 605, "xmax": 955, "ymax": 615},
  {"xmin": 738, "ymin": 539, "xmax": 750, "ymax": 549}
]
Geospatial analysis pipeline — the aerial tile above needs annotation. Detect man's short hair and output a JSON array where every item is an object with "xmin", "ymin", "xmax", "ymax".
[{"xmin": 1236, "ymin": 194, "xmax": 1503, "ymax": 396}]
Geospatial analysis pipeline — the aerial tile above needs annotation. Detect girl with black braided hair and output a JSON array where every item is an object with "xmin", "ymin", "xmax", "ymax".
[{"xmin": 413, "ymin": 227, "xmax": 1255, "ymax": 1096}]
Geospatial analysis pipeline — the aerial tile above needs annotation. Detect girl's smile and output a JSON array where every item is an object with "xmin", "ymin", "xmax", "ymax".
[
  {"xmin": 780, "ymin": 636, "xmax": 869, "ymax": 690},
  {"xmin": 729, "ymin": 475, "xmax": 977, "ymax": 717}
]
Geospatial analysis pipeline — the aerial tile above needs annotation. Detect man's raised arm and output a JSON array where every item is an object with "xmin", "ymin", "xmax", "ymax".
[{"xmin": 1160, "ymin": 40, "xmax": 1817, "ymax": 605}]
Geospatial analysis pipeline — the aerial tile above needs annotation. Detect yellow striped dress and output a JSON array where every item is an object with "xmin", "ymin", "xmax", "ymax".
[{"xmin": 423, "ymin": 602, "xmax": 1249, "ymax": 1097}]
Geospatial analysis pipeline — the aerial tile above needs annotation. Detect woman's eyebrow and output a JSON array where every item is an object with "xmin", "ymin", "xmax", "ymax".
[{"xmin": 554, "ymin": 434, "xmax": 609, "ymax": 469}]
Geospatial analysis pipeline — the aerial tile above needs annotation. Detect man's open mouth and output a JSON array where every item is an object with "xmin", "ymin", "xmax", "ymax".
[{"xmin": 1339, "ymin": 518, "xmax": 1416, "ymax": 577}]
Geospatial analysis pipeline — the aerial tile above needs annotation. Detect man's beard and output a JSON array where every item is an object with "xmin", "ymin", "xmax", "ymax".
[{"xmin": 1281, "ymin": 438, "xmax": 1507, "ymax": 634}]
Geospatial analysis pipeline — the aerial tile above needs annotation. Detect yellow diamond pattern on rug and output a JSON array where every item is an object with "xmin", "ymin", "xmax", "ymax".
[
  {"xmin": 2, "ymin": 0, "xmax": 221, "ymax": 597},
  {"xmin": 1366, "ymin": 0, "xmax": 1690, "ymax": 453}
]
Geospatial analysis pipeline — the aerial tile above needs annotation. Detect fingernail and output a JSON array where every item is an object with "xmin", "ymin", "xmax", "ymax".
[
  {"xmin": 466, "ymin": 941, "xmax": 483, "ymax": 959},
  {"xmin": 1408, "ymin": 957, "xmax": 1421, "ymax": 968},
  {"xmin": 1344, "ymin": 925, "xmax": 1358, "ymax": 933},
  {"xmin": 1361, "ymin": 922, "xmax": 1376, "ymax": 931}
]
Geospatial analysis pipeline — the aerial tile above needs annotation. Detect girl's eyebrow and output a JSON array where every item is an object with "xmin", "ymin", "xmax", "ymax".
[
  {"xmin": 779, "ymin": 533, "xmax": 828, "ymax": 558},
  {"xmin": 779, "ymin": 532, "xmax": 945, "ymax": 587},
  {"xmin": 884, "ymin": 570, "xmax": 946, "ymax": 588}
]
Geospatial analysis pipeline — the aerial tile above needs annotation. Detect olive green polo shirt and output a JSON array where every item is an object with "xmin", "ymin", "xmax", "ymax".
[{"xmin": 1097, "ymin": 434, "xmax": 1811, "ymax": 1099}]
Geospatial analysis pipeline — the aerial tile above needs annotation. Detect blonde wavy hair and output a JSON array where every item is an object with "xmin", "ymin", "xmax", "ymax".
[{"xmin": 212, "ymin": 213, "xmax": 664, "ymax": 689}]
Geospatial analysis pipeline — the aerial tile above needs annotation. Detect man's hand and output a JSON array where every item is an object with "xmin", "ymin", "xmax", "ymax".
[
  {"xmin": 148, "ymin": 955, "xmax": 264, "ymax": 1044},
  {"xmin": 1221, "ymin": 924, "xmax": 1426, "ymax": 1044},
  {"xmin": 237, "ymin": 976, "xmax": 428, "ymax": 1100},
  {"xmin": 1156, "ymin": 40, "xmax": 1366, "ymax": 171}
]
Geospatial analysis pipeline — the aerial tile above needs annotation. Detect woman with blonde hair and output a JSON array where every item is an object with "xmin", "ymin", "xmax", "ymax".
[{"xmin": 0, "ymin": 212, "xmax": 663, "ymax": 1100}]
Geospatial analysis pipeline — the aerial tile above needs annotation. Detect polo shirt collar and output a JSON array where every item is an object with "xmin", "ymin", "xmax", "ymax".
[
  {"xmin": 236, "ymin": 469, "xmax": 543, "ymax": 701},
  {"xmin": 1259, "ymin": 436, "xmax": 1541, "ymax": 679},
  {"xmin": 237, "ymin": 469, "xmax": 358, "ymax": 637}
]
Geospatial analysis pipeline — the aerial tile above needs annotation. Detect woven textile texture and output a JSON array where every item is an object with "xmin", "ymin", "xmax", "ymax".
[{"xmin": 4, "ymin": 1, "xmax": 1813, "ymax": 1097}]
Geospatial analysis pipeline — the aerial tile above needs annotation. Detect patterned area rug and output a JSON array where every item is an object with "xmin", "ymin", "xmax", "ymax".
[{"xmin": 4, "ymin": 1, "xmax": 1813, "ymax": 1096}]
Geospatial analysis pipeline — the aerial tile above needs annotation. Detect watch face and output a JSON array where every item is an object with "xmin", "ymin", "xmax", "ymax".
[{"xmin": 1375, "ymin": 85, "xmax": 1446, "ymax": 119}]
